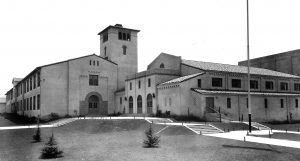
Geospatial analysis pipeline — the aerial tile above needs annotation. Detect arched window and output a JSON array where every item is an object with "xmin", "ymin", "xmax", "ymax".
[
  {"xmin": 147, "ymin": 94, "xmax": 153, "ymax": 108},
  {"xmin": 129, "ymin": 96, "xmax": 133, "ymax": 114},
  {"xmin": 160, "ymin": 63, "xmax": 165, "ymax": 68},
  {"xmin": 137, "ymin": 95, "xmax": 142, "ymax": 114}
]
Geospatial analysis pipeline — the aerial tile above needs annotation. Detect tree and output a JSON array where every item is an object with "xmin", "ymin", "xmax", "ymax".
[
  {"xmin": 40, "ymin": 133, "xmax": 63, "ymax": 159},
  {"xmin": 143, "ymin": 124, "xmax": 160, "ymax": 148}
]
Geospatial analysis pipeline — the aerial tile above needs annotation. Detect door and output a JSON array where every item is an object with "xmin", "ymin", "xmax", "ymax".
[{"xmin": 206, "ymin": 97, "xmax": 215, "ymax": 113}]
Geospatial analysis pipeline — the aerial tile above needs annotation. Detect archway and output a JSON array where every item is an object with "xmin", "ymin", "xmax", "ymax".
[
  {"xmin": 79, "ymin": 92, "xmax": 107, "ymax": 116},
  {"xmin": 129, "ymin": 96, "xmax": 133, "ymax": 114},
  {"xmin": 137, "ymin": 95, "xmax": 142, "ymax": 114},
  {"xmin": 147, "ymin": 94, "xmax": 153, "ymax": 114}
]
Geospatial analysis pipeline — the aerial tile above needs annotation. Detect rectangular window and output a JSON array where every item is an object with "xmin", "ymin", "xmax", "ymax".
[
  {"xmin": 120, "ymin": 97, "xmax": 122, "ymax": 104},
  {"xmin": 33, "ymin": 96, "xmax": 36, "ymax": 110},
  {"xmin": 169, "ymin": 98, "xmax": 172, "ymax": 106},
  {"xmin": 227, "ymin": 98, "xmax": 231, "ymax": 108},
  {"xmin": 33, "ymin": 74, "xmax": 36, "ymax": 89},
  {"xmin": 294, "ymin": 83, "xmax": 300, "ymax": 91},
  {"xmin": 296, "ymin": 99, "xmax": 298, "ymax": 108},
  {"xmin": 37, "ymin": 94, "xmax": 40, "ymax": 110},
  {"xmin": 281, "ymin": 99, "xmax": 284, "ymax": 108},
  {"xmin": 198, "ymin": 79, "xmax": 201, "ymax": 88},
  {"xmin": 23, "ymin": 82, "xmax": 26, "ymax": 93},
  {"xmin": 122, "ymin": 46, "xmax": 127, "ymax": 55},
  {"xmin": 246, "ymin": 98, "xmax": 248, "ymax": 108},
  {"xmin": 118, "ymin": 32, "xmax": 122, "ymax": 40},
  {"xmin": 89, "ymin": 75, "xmax": 99, "ymax": 86},
  {"xmin": 280, "ymin": 82, "xmax": 288, "ymax": 91},
  {"xmin": 165, "ymin": 97, "xmax": 167, "ymax": 106},
  {"xmin": 23, "ymin": 99, "xmax": 25, "ymax": 111},
  {"xmin": 37, "ymin": 72, "xmax": 40, "ymax": 87},
  {"xmin": 26, "ymin": 98, "xmax": 29, "ymax": 111},
  {"xmin": 97, "ymin": 61, "xmax": 99, "ymax": 66},
  {"xmin": 130, "ymin": 82, "xmax": 132, "ymax": 90},
  {"xmin": 148, "ymin": 78, "xmax": 151, "ymax": 87},
  {"xmin": 27, "ymin": 79, "xmax": 29, "ymax": 92},
  {"xmin": 265, "ymin": 81, "xmax": 274, "ymax": 90},
  {"xmin": 138, "ymin": 80, "xmax": 141, "ymax": 89},
  {"xmin": 103, "ymin": 32, "xmax": 108, "ymax": 42},
  {"xmin": 250, "ymin": 80, "xmax": 258, "ymax": 89},
  {"xmin": 232, "ymin": 79, "xmax": 241, "ymax": 88},
  {"xmin": 30, "ymin": 77, "xmax": 32, "ymax": 90},
  {"xmin": 30, "ymin": 97, "xmax": 32, "ymax": 110},
  {"xmin": 264, "ymin": 98, "xmax": 268, "ymax": 108},
  {"xmin": 212, "ymin": 78, "xmax": 222, "ymax": 87}
]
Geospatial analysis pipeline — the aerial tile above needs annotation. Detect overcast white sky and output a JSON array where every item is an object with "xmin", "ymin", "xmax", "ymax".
[{"xmin": 1, "ymin": 0, "xmax": 300, "ymax": 97}]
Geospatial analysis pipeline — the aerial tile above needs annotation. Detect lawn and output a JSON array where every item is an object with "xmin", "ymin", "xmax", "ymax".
[
  {"xmin": 0, "ymin": 119, "xmax": 300, "ymax": 161},
  {"xmin": 253, "ymin": 132, "xmax": 300, "ymax": 142},
  {"xmin": 262, "ymin": 122, "xmax": 300, "ymax": 132}
]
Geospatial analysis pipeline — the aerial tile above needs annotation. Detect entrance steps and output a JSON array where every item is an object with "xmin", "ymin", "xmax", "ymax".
[
  {"xmin": 241, "ymin": 121, "xmax": 271, "ymax": 130},
  {"xmin": 184, "ymin": 123, "xmax": 224, "ymax": 134}
]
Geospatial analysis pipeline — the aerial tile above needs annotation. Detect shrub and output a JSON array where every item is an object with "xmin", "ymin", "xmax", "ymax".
[
  {"xmin": 49, "ymin": 113, "xmax": 60, "ymax": 121},
  {"xmin": 156, "ymin": 110, "xmax": 162, "ymax": 117},
  {"xmin": 143, "ymin": 124, "xmax": 160, "ymax": 148},
  {"xmin": 40, "ymin": 133, "xmax": 63, "ymax": 159}
]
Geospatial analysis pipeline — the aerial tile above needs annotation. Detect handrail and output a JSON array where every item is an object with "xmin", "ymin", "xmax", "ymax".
[{"xmin": 206, "ymin": 106, "xmax": 233, "ymax": 121}]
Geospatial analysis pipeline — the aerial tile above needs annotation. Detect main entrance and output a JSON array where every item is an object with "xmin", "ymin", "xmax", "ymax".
[
  {"xmin": 88, "ymin": 95, "xmax": 99, "ymax": 114},
  {"xmin": 206, "ymin": 97, "xmax": 215, "ymax": 113}
]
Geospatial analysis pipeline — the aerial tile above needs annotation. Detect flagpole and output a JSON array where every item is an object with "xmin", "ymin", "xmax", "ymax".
[{"xmin": 247, "ymin": 0, "xmax": 252, "ymax": 133}]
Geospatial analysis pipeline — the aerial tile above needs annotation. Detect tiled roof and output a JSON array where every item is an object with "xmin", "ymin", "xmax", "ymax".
[
  {"xmin": 160, "ymin": 73, "xmax": 204, "ymax": 85},
  {"xmin": 192, "ymin": 89, "xmax": 300, "ymax": 96},
  {"xmin": 182, "ymin": 59, "xmax": 300, "ymax": 78}
]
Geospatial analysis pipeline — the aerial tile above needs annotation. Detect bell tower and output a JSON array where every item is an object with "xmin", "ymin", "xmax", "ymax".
[{"xmin": 98, "ymin": 24, "xmax": 139, "ymax": 89}]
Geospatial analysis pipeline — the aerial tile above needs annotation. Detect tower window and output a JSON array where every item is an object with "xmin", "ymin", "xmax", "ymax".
[
  {"xmin": 160, "ymin": 63, "xmax": 165, "ymax": 68},
  {"xmin": 122, "ymin": 45, "xmax": 127, "ymax": 55},
  {"xmin": 138, "ymin": 80, "xmax": 141, "ymax": 89},
  {"xmin": 130, "ymin": 82, "xmax": 132, "ymax": 90},
  {"xmin": 118, "ymin": 31, "xmax": 131, "ymax": 41},
  {"xmin": 103, "ymin": 32, "xmax": 108, "ymax": 42},
  {"xmin": 148, "ymin": 78, "xmax": 151, "ymax": 87}
]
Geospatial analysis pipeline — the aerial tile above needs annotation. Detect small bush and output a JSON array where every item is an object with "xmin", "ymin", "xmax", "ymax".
[
  {"xmin": 108, "ymin": 112, "xmax": 122, "ymax": 116},
  {"xmin": 143, "ymin": 124, "xmax": 160, "ymax": 148},
  {"xmin": 40, "ymin": 134, "xmax": 63, "ymax": 159},
  {"xmin": 49, "ymin": 113, "xmax": 60, "ymax": 121},
  {"xmin": 156, "ymin": 110, "xmax": 162, "ymax": 117}
]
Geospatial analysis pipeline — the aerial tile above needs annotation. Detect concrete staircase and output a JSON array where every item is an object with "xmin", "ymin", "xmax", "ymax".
[
  {"xmin": 184, "ymin": 124, "xmax": 224, "ymax": 134},
  {"xmin": 243, "ymin": 121, "xmax": 270, "ymax": 130}
]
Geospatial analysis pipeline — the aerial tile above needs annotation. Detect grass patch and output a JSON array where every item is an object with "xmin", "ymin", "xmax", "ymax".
[{"xmin": 1, "ymin": 119, "xmax": 300, "ymax": 161}]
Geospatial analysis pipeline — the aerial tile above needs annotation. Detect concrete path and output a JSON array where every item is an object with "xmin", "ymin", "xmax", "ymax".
[{"xmin": 204, "ymin": 130, "xmax": 300, "ymax": 149}]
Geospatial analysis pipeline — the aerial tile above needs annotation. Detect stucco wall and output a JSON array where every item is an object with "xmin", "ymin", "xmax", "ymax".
[{"xmin": 147, "ymin": 53, "xmax": 181, "ymax": 71}]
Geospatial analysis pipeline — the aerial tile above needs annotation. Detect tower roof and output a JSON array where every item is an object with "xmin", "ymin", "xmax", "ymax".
[{"xmin": 97, "ymin": 24, "xmax": 140, "ymax": 35}]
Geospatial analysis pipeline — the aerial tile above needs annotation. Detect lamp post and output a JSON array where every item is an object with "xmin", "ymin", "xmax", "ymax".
[{"xmin": 246, "ymin": 0, "xmax": 252, "ymax": 133}]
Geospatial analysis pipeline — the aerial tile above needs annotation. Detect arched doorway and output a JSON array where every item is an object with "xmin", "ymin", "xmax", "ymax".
[
  {"xmin": 129, "ymin": 96, "xmax": 133, "ymax": 114},
  {"xmin": 147, "ymin": 94, "xmax": 153, "ymax": 114},
  {"xmin": 88, "ymin": 95, "xmax": 99, "ymax": 114},
  {"xmin": 137, "ymin": 95, "xmax": 142, "ymax": 114}
]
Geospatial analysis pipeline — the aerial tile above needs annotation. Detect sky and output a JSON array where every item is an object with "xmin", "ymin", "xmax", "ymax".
[{"xmin": 1, "ymin": 0, "xmax": 300, "ymax": 97}]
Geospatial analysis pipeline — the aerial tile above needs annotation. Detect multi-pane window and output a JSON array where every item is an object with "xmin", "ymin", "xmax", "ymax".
[
  {"xmin": 280, "ymin": 82, "xmax": 288, "ymax": 91},
  {"xmin": 250, "ymin": 80, "xmax": 258, "ymax": 89},
  {"xmin": 232, "ymin": 79, "xmax": 241, "ymax": 88},
  {"xmin": 294, "ymin": 83, "xmax": 300, "ymax": 91},
  {"xmin": 89, "ymin": 75, "xmax": 98, "ymax": 86},
  {"xmin": 148, "ymin": 78, "xmax": 151, "ymax": 87},
  {"xmin": 264, "ymin": 98, "xmax": 268, "ymax": 108},
  {"xmin": 198, "ymin": 79, "xmax": 201, "ymax": 88},
  {"xmin": 37, "ymin": 94, "xmax": 40, "ymax": 110},
  {"xmin": 265, "ymin": 81, "xmax": 274, "ymax": 90},
  {"xmin": 118, "ymin": 31, "xmax": 131, "ymax": 41},
  {"xmin": 281, "ymin": 99, "xmax": 284, "ymax": 108},
  {"xmin": 227, "ymin": 98, "xmax": 231, "ymax": 108},
  {"xmin": 212, "ymin": 78, "xmax": 222, "ymax": 87},
  {"xmin": 103, "ymin": 32, "xmax": 108, "ymax": 42},
  {"xmin": 296, "ymin": 99, "xmax": 298, "ymax": 108}
]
